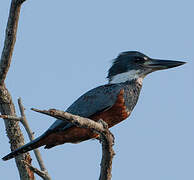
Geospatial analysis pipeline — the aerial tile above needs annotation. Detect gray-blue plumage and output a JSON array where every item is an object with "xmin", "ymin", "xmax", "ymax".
[
  {"xmin": 48, "ymin": 80, "xmax": 142, "ymax": 132},
  {"xmin": 48, "ymin": 84, "xmax": 123, "ymax": 131},
  {"xmin": 2, "ymin": 51, "xmax": 186, "ymax": 161}
]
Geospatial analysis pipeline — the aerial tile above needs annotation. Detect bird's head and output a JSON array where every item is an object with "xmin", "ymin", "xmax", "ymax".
[{"xmin": 107, "ymin": 51, "xmax": 186, "ymax": 84}]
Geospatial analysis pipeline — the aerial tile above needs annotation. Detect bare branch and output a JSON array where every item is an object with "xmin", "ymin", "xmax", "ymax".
[
  {"xmin": 18, "ymin": 98, "xmax": 51, "ymax": 180},
  {"xmin": 0, "ymin": 0, "xmax": 26, "ymax": 85},
  {"xmin": 31, "ymin": 108, "xmax": 105, "ymax": 131},
  {"xmin": 98, "ymin": 120, "xmax": 115, "ymax": 180},
  {"xmin": 22, "ymin": 160, "xmax": 50, "ymax": 180},
  {"xmin": 0, "ymin": 0, "xmax": 34, "ymax": 179},
  {"xmin": 18, "ymin": 98, "xmax": 34, "ymax": 140},
  {"xmin": 32, "ymin": 108, "xmax": 115, "ymax": 180},
  {"xmin": 0, "ymin": 114, "xmax": 21, "ymax": 121}
]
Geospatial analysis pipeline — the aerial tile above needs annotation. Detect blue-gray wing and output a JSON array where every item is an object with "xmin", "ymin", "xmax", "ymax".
[
  {"xmin": 48, "ymin": 84, "xmax": 122, "ymax": 131},
  {"xmin": 66, "ymin": 84, "xmax": 122, "ymax": 117}
]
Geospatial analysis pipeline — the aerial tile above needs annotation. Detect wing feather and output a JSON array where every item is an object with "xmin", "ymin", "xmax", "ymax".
[{"xmin": 48, "ymin": 84, "xmax": 122, "ymax": 131}]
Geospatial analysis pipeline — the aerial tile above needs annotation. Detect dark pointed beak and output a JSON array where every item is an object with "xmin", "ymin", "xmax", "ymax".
[{"xmin": 144, "ymin": 58, "xmax": 186, "ymax": 71}]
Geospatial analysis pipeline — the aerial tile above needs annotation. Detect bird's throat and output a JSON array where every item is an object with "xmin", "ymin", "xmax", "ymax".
[{"xmin": 109, "ymin": 70, "xmax": 143, "ymax": 85}]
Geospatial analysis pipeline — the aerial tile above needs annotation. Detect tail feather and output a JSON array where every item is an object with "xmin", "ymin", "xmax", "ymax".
[{"xmin": 2, "ymin": 133, "xmax": 47, "ymax": 161}]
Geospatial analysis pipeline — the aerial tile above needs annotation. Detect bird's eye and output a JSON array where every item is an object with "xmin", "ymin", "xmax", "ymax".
[{"xmin": 134, "ymin": 57, "xmax": 145, "ymax": 63}]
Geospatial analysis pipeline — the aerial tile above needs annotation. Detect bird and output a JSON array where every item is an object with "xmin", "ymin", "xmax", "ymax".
[{"xmin": 2, "ymin": 51, "xmax": 186, "ymax": 161}]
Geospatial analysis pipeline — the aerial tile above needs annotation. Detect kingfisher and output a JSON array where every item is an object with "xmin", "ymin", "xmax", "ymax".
[{"xmin": 2, "ymin": 51, "xmax": 185, "ymax": 161}]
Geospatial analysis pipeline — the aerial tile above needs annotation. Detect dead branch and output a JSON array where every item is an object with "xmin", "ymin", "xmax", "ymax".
[
  {"xmin": 22, "ymin": 160, "xmax": 50, "ymax": 180},
  {"xmin": 0, "ymin": 0, "xmax": 36, "ymax": 179},
  {"xmin": 32, "ymin": 108, "xmax": 115, "ymax": 180},
  {"xmin": 0, "ymin": 0, "xmax": 25, "ymax": 85},
  {"xmin": 0, "ymin": 99, "xmax": 51, "ymax": 180},
  {"xmin": 0, "ymin": 115, "xmax": 21, "ymax": 121},
  {"xmin": 18, "ymin": 98, "xmax": 51, "ymax": 180}
]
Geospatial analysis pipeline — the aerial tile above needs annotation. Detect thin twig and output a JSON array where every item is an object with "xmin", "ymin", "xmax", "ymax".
[
  {"xmin": 18, "ymin": 98, "xmax": 51, "ymax": 180},
  {"xmin": 22, "ymin": 160, "xmax": 49, "ymax": 180},
  {"xmin": 31, "ymin": 108, "xmax": 115, "ymax": 180}
]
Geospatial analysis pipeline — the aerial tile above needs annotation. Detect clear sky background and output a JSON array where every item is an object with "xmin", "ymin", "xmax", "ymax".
[{"xmin": 0, "ymin": 0, "xmax": 193, "ymax": 180}]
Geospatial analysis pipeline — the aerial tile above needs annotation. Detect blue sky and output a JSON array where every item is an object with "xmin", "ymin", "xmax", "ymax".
[{"xmin": 0, "ymin": 0, "xmax": 194, "ymax": 179}]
